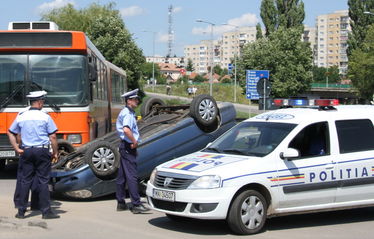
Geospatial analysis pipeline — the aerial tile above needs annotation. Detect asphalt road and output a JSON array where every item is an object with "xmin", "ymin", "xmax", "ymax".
[{"xmin": 1, "ymin": 163, "xmax": 374, "ymax": 239}]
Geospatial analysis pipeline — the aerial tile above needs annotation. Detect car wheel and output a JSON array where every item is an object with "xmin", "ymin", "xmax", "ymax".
[
  {"xmin": 84, "ymin": 141, "xmax": 120, "ymax": 179},
  {"xmin": 227, "ymin": 190, "xmax": 267, "ymax": 235},
  {"xmin": 189, "ymin": 94, "xmax": 218, "ymax": 127},
  {"xmin": 140, "ymin": 97, "xmax": 166, "ymax": 117}
]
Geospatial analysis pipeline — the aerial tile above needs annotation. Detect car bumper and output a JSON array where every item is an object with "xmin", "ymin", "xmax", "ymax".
[{"xmin": 146, "ymin": 181, "xmax": 235, "ymax": 219}]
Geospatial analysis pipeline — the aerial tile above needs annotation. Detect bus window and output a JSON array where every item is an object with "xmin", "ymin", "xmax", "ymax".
[
  {"xmin": 0, "ymin": 55, "xmax": 27, "ymax": 106},
  {"xmin": 29, "ymin": 55, "xmax": 88, "ymax": 106}
]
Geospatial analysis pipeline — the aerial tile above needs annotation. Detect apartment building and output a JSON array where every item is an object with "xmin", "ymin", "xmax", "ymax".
[
  {"xmin": 303, "ymin": 26, "xmax": 317, "ymax": 65},
  {"xmin": 183, "ymin": 40, "xmax": 220, "ymax": 74},
  {"xmin": 316, "ymin": 10, "xmax": 350, "ymax": 74},
  {"xmin": 146, "ymin": 56, "xmax": 185, "ymax": 68},
  {"xmin": 184, "ymin": 26, "xmax": 257, "ymax": 74}
]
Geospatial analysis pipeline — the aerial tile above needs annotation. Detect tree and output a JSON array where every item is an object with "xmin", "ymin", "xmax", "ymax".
[
  {"xmin": 41, "ymin": 3, "xmax": 145, "ymax": 91},
  {"xmin": 312, "ymin": 66, "xmax": 340, "ymax": 84},
  {"xmin": 348, "ymin": 25, "xmax": 374, "ymax": 101},
  {"xmin": 347, "ymin": 0, "xmax": 374, "ymax": 57},
  {"xmin": 140, "ymin": 62, "xmax": 161, "ymax": 82},
  {"xmin": 260, "ymin": 0, "xmax": 305, "ymax": 36},
  {"xmin": 238, "ymin": 27, "xmax": 313, "ymax": 98},
  {"xmin": 186, "ymin": 58, "xmax": 195, "ymax": 72},
  {"xmin": 256, "ymin": 23, "xmax": 263, "ymax": 39}
]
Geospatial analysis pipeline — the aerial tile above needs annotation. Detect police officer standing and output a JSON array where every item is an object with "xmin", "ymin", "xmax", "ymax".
[
  {"xmin": 116, "ymin": 89, "xmax": 150, "ymax": 214},
  {"xmin": 7, "ymin": 91, "xmax": 60, "ymax": 219}
]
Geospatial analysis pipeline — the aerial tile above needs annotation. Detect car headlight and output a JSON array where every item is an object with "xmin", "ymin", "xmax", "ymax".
[
  {"xmin": 188, "ymin": 175, "xmax": 221, "ymax": 189},
  {"xmin": 67, "ymin": 134, "xmax": 82, "ymax": 144},
  {"xmin": 149, "ymin": 169, "xmax": 157, "ymax": 185}
]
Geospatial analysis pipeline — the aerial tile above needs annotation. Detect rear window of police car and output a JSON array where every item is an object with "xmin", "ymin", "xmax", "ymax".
[{"xmin": 335, "ymin": 119, "xmax": 374, "ymax": 153}]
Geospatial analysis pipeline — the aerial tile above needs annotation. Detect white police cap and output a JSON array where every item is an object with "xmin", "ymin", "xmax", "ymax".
[
  {"xmin": 26, "ymin": 90, "xmax": 47, "ymax": 100},
  {"xmin": 121, "ymin": 88, "xmax": 139, "ymax": 100}
]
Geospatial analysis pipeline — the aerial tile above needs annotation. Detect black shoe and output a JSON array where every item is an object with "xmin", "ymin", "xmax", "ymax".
[
  {"xmin": 42, "ymin": 210, "xmax": 60, "ymax": 219},
  {"xmin": 15, "ymin": 211, "xmax": 25, "ymax": 219},
  {"xmin": 117, "ymin": 202, "xmax": 128, "ymax": 211},
  {"xmin": 130, "ymin": 204, "xmax": 150, "ymax": 214}
]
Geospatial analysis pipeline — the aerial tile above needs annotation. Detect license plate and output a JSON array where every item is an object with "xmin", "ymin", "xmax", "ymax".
[
  {"xmin": 0, "ymin": 150, "xmax": 16, "ymax": 158},
  {"xmin": 153, "ymin": 189, "xmax": 175, "ymax": 202}
]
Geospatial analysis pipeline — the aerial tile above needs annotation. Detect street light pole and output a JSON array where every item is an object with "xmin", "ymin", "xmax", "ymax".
[
  {"xmin": 143, "ymin": 30, "xmax": 156, "ymax": 91},
  {"xmin": 196, "ymin": 19, "xmax": 215, "ymax": 96}
]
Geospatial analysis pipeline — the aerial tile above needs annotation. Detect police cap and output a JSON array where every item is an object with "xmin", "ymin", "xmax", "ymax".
[
  {"xmin": 26, "ymin": 90, "xmax": 47, "ymax": 101},
  {"xmin": 121, "ymin": 88, "xmax": 139, "ymax": 100}
]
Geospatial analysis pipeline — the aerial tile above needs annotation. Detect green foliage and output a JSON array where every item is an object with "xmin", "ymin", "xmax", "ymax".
[
  {"xmin": 347, "ymin": 0, "xmax": 374, "ymax": 57},
  {"xmin": 260, "ymin": 0, "xmax": 305, "ymax": 36},
  {"xmin": 140, "ymin": 62, "xmax": 161, "ymax": 81},
  {"xmin": 41, "ymin": 3, "xmax": 145, "ymax": 91},
  {"xmin": 256, "ymin": 23, "xmax": 263, "ymax": 39},
  {"xmin": 186, "ymin": 58, "xmax": 195, "ymax": 72},
  {"xmin": 312, "ymin": 66, "xmax": 341, "ymax": 83},
  {"xmin": 348, "ymin": 25, "xmax": 374, "ymax": 101},
  {"xmin": 238, "ymin": 27, "xmax": 313, "ymax": 98}
]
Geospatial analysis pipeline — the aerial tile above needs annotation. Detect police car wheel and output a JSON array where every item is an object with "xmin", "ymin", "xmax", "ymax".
[
  {"xmin": 84, "ymin": 141, "xmax": 120, "ymax": 179},
  {"xmin": 227, "ymin": 190, "xmax": 267, "ymax": 235},
  {"xmin": 189, "ymin": 94, "xmax": 218, "ymax": 127},
  {"xmin": 140, "ymin": 97, "xmax": 166, "ymax": 117}
]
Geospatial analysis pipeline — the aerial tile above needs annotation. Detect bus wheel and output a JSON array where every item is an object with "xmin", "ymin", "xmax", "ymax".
[
  {"xmin": 140, "ymin": 97, "xmax": 166, "ymax": 117},
  {"xmin": 84, "ymin": 141, "xmax": 119, "ymax": 179},
  {"xmin": 189, "ymin": 94, "xmax": 218, "ymax": 127},
  {"xmin": 227, "ymin": 190, "xmax": 267, "ymax": 235}
]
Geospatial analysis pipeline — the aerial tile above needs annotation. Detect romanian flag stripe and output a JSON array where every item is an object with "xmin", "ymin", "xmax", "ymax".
[
  {"xmin": 170, "ymin": 162, "xmax": 198, "ymax": 170},
  {"xmin": 197, "ymin": 154, "xmax": 225, "ymax": 159}
]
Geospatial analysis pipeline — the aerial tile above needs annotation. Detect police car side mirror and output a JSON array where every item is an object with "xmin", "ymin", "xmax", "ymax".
[{"xmin": 280, "ymin": 148, "xmax": 299, "ymax": 160}]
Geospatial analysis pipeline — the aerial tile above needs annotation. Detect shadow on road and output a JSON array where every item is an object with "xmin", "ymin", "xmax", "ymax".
[
  {"xmin": 0, "ymin": 162, "xmax": 18, "ymax": 179},
  {"xmin": 149, "ymin": 206, "xmax": 374, "ymax": 235}
]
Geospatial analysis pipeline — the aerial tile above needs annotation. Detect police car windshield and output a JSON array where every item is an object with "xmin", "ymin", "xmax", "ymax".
[
  {"xmin": 0, "ymin": 54, "xmax": 88, "ymax": 107},
  {"xmin": 203, "ymin": 122, "xmax": 296, "ymax": 157}
]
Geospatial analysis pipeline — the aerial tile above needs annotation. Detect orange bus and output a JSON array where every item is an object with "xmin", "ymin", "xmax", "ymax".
[{"xmin": 0, "ymin": 21, "xmax": 127, "ymax": 169}]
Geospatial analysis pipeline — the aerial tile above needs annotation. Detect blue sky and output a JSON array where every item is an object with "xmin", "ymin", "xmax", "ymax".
[{"xmin": 0, "ymin": 0, "xmax": 348, "ymax": 57}]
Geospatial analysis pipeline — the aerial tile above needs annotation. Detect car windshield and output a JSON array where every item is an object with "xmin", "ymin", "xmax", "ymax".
[
  {"xmin": 0, "ymin": 54, "xmax": 88, "ymax": 107},
  {"xmin": 203, "ymin": 121, "xmax": 296, "ymax": 157}
]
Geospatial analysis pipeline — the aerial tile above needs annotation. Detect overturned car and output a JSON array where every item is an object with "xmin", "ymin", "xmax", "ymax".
[{"xmin": 50, "ymin": 95, "xmax": 237, "ymax": 199}]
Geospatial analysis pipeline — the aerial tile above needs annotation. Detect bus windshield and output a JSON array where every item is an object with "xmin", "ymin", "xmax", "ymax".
[{"xmin": 0, "ymin": 54, "xmax": 88, "ymax": 107}]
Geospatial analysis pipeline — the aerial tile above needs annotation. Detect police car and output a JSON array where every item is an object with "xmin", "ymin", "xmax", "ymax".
[{"xmin": 146, "ymin": 99, "xmax": 374, "ymax": 235}]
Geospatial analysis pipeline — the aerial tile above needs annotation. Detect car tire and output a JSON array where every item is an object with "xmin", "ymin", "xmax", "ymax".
[
  {"xmin": 227, "ymin": 190, "xmax": 267, "ymax": 235},
  {"xmin": 140, "ymin": 97, "xmax": 166, "ymax": 117},
  {"xmin": 189, "ymin": 94, "xmax": 218, "ymax": 127},
  {"xmin": 84, "ymin": 141, "xmax": 120, "ymax": 179}
]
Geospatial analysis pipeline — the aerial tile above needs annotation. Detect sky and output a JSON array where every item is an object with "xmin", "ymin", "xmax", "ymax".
[{"xmin": 0, "ymin": 0, "xmax": 349, "ymax": 57}]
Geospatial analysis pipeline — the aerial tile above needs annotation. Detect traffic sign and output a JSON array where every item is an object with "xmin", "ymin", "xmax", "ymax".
[
  {"xmin": 246, "ymin": 70, "xmax": 269, "ymax": 100},
  {"xmin": 228, "ymin": 63, "xmax": 233, "ymax": 74}
]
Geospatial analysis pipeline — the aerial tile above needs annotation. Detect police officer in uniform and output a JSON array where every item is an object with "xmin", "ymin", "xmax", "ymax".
[
  {"xmin": 8, "ymin": 91, "xmax": 60, "ymax": 219},
  {"xmin": 116, "ymin": 89, "xmax": 150, "ymax": 214}
]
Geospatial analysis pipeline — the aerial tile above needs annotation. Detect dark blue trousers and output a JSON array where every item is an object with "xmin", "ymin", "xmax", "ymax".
[
  {"xmin": 18, "ymin": 148, "xmax": 51, "ymax": 214},
  {"xmin": 116, "ymin": 141, "xmax": 141, "ymax": 206},
  {"xmin": 14, "ymin": 155, "xmax": 39, "ymax": 209}
]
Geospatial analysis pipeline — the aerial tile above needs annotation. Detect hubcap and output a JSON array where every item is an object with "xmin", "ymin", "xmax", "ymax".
[
  {"xmin": 198, "ymin": 99, "xmax": 216, "ymax": 121},
  {"xmin": 92, "ymin": 147, "xmax": 115, "ymax": 172},
  {"xmin": 240, "ymin": 195, "xmax": 264, "ymax": 230}
]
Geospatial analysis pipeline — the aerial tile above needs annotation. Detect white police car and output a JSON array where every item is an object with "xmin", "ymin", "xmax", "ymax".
[{"xmin": 146, "ymin": 99, "xmax": 374, "ymax": 235}]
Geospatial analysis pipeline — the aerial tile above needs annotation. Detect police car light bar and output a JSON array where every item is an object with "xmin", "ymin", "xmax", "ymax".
[{"xmin": 273, "ymin": 99, "xmax": 339, "ymax": 107}]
